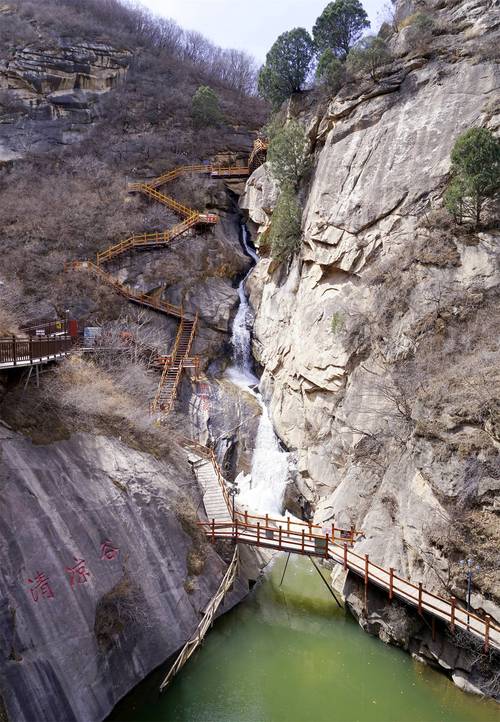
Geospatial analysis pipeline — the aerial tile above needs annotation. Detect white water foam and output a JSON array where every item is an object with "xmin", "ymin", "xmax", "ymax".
[{"xmin": 225, "ymin": 226, "xmax": 289, "ymax": 515}]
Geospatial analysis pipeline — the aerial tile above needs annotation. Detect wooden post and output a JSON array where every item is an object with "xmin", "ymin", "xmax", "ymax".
[
  {"xmin": 278, "ymin": 526, "xmax": 282, "ymax": 550},
  {"xmin": 418, "ymin": 582, "xmax": 423, "ymax": 615},
  {"xmin": 324, "ymin": 533, "xmax": 329, "ymax": 559},
  {"xmin": 350, "ymin": 525, "xmax": 355, "ymax": 547},
  {"xmin": 29, "ymin": 337, "xmax": 32, "ymax": 364},
  {"xmin": 287, "ymin": 517, "xmax": 290, "ymax": 533},
  {"xmin": 364, "ymin": 555, "xmax": 369, "ymax": 586},
  {"xmin": 12, "ymin": 336, "xmax": 16, "ymax": 366},
  {"xmin": 331, "ymin": 524, "xmax": 335, "ymax": 544},
  {"xmin": 301, "ymin": 529, "xmax": 305, "ymax": 554},
  {"xmin": 389, "ymin": 568, "xmax": 394, "ymax": 601},
  {"xmin": 211, "ymin": 519, "xmax": 215, "ymax": 543},
  {"xmin": 257, "ymin": 522, "xmax": 260, "ymax": 545},
  {"xmin": 343, "ymin": 543, "xmax": 348, "ymax": 571},
  {"xmin": 265, "ymin": 513, "xmax": 269, "ymax": 530},
  {"xmin": 484, "ymin": 615, "xmax": 490, "ymax": 653},
  {"xmin": 450, "ymin": 596, "xmax": 456, "ymax": 633},
  {"xmin": 244, "ymin": 510, "xmax": 248, "ymax": 525}
]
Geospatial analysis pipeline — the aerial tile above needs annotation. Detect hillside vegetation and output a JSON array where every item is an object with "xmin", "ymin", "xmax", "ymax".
[{"xmin": 0, "ymin": 0, "xmax": 266, "ymax": 326}]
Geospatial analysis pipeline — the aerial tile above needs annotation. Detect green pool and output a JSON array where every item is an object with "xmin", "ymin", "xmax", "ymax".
[{"xmin": 110, "ymin": 556, "xmax": 498, "ymax": 722}]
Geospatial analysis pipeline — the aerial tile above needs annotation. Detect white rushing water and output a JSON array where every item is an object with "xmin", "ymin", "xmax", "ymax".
[{"xmin": 225, "ymin": 227, "xmax": 289, "ymax": 515}]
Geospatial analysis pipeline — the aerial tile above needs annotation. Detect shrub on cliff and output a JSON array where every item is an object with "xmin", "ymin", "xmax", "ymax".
[
  {"xmin": 191, "ymin": 86, "xmax": 223, "ymax": 128},
  {"xmin": 444, "ymin": 127, "xmax": 500, "ymax": 226},
  {"xmin": 316, "ymin": 49, "xmax": 346, "ymax": 94},
  {"xmin": 258, "ymin": 28, "xmax": 315, "ymax": 107},
  {"xmin": 313, "ymin": 0, "xmax": 370, "ymax": 60},
  {"xmin": 268, "ymin": 185, "xmax": 302, "ymax": 262},
  {"xmin": 267, "ymin": 119, "xmax": 309, "ymax": 190},
  {"xmin": 346, "ymin": 36, "xmax": 391, "ymax": 81}
]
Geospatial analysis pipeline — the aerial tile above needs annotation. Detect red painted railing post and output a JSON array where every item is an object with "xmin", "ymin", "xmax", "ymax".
[
  {"xmin": 389, "ymin": 568, "xmax": 394, "ymax": 601},
  {"xmin": 418, "ymin": 582, "xmax": 423, "ymax": 615},
  {"xmin": 265, "ymin": 513, "xmax": 269, "ymax": 529},
  {"xmin": 364, "ymin": 554, "xmax": 369, "ymax": 587},
  {"xmin": 301, "ymin": 529, "xmax": 305, "ymax": 553},
  {"xmin": 257, "ymin": 522, "xmax": 261, "ymax": 545},
  {"xmin": 244, "ymin": 510, "xmax": 248, "ymax": 525},
  {"xmin": 450, "ymin": 596, "xmax": 456, "ymax": 633},
  {"xmin": 278, "ymin": 526, "xmax": 282, "ymax": 550},
  {"xmin": 324, "ymin": 533, "xmax": 329, "ymax": 559},
  {"xmin": 331, "ymin": 524, "xmax": 335, "ymax": 544},
  {"xmin": 484, "ymin": 615, "xmax": 490, "ymax": 653},
  {"xmin": 350, "ymin": 525, "xmax": 355, "ymax": 547},
  {"xmin": 211, "ymin": 518, "xmax": 215, "ymax": 543},
  {"xmin": 287, "ymin": 517, "xmax": 290, "ymax": 533},
  {"xmin": 343, "ymin": 543, "xmax": 348, "ymax": 571}
]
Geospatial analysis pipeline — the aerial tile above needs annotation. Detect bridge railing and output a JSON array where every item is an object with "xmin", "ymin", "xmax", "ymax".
[
  {"xmin": 234, "ymin": 509, "xmax": 363, "ymax": 545},
  {"xmin": 200, "ymin": 518, "xmax": 500, "ymax": 652},
  {"xmin": 0, "ymin": 334, "xmax": 72, "ymax": 367}
]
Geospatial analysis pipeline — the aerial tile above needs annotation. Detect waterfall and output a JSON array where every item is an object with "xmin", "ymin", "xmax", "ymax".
[{"xmin": 225, "ymin": 226, "xmax": 289, "ymax": 515}]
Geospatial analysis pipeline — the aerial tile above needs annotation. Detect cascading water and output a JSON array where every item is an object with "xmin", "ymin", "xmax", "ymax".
[{"xmin": 225, "ymin": 226, "xmax": 289, "ymax": 515}]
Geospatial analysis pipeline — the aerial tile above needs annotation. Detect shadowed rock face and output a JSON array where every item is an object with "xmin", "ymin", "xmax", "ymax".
[
  {"xmin": 240, "ymin": 0, "xmax": 500, "ymax": 695},
  {"xmin": 0, "ymin": 427, "xmax": 246, "ymax": 722},
  {"xmin": 0, "ymin": 38, "xmax": 131, "ymax": 158}
]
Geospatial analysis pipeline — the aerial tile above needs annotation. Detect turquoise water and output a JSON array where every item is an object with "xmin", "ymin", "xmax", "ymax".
[{"xmin": 110, "ymin": 556, "xmax": 498, "ymax": 722}]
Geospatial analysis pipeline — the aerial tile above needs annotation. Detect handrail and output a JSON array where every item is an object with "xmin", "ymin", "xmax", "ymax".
[
  {"xmin": 159, "ymin": 546, "xmax": 239, "ymax": 692},
  {"xmin": 208, "ymin": 449, "xmax": 234, "ymax": 517},
  {"xmin": 235, "ymin": 510, "xmax": 364, "ymax": 543},
  {"xmin": 139, "ymin": 186, "xmax": 198, "ymax": 218},
  {"xmin": 129, "ymin": 164, "xmax": 249, "ymax": 191},
  {"xmin": 0, "ymin": 334, "xmax": 72, "ymax": 368},
  {"xmin": 200, "ymin": 519, "xmax": 500, "ymax": 652},
  {"xmin": 66, "ymin": 260, "xmax": 183, "ymax": 319},
  {"xmin": 234, "ymin": 508, "xmax": 362, "ymax": 540},
  {"xmin": 151, "ymin": 314, "xmax": 198, "ymax": 414}
]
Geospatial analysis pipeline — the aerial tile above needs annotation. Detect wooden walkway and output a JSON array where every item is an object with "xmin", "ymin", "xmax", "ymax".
[
  {"xmin": 65, "ymin": 157, "xmax": 255, "ymax": 416},
  {"xmin": 182, "ymin": 445, "xmax": 500, "ymax": 655},
  {"xmin": 159, "ymin": 546, "xmax": 239, "ymax": 692},
  {"xmin": 201, "ymin": 516, "xmax": 500, "ymax": 653},
  {"xmin": 0, "ymin": 331, "xmax": 72, "ymax": 370},
  {"xmin": 151, "ymin": 315, "xmax": 199, "ymax": 415}
]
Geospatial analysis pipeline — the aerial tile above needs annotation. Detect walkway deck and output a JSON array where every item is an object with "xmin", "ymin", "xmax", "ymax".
[
  {"xmin": 0, "ymin": 335, "xmax": 72, "ymax": 370},
  {"xmin": 185, "ymin": 440, "xmax": 233, "ymax": 523},
  {"xmin": 201, "ymin": 516, "xmax": 500, "ymax": 653}
]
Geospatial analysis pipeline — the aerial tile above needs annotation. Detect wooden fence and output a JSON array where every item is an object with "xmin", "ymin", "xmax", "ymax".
[
  {"xmin": 0, "ymin": 335, "xmax": 72, "ymax": 368},
  {"xmin": 159, "ymin": 546, "xmax": 240, "ymax": 692},
  {"xmin": 200, "ymin": 517, "xmax": 500, "ymax": 653}
]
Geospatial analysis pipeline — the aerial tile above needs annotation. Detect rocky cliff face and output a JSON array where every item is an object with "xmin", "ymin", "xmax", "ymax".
[
  {"xmin": 241, "ymin": 0, "xmax": 499, "ymax": 693},
  {"xmin": 0, "ymin": 423, "xmax": 247, "ymax": 722},
  {"xmin": 0, "ymin": 3, "xmax": 130, "ymax": 159}
]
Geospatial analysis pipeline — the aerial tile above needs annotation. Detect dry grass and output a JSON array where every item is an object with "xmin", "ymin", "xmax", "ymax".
[
  {"xmin": 94, "ymin": 573, "xmax": 148, "ymax": 652},
  {"xmin": 175, "ymin": 498, "xmax": 208, "ymax": 578}
]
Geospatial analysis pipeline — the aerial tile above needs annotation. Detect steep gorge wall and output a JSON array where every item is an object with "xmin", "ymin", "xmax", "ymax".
[
  {"xmin": 0, "ymin": 425, "xmax": 248, "ymax": 722},
  {"xmin": 241, "ymin": 0, "xmax": 500, "ymax": 692}
]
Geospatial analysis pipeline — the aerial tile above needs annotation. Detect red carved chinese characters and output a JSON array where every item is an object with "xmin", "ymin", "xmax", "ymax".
[
  {"xmin": 27, "ymin": 571, "xmax": 54, "ymax": 602},
  {"xmin": 100, "ymin": 540, "xmax": 119, "ymax": 561},
  {"xmin": 65, "ymin": 558, "xmax": 90, "ymax": 588}
]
